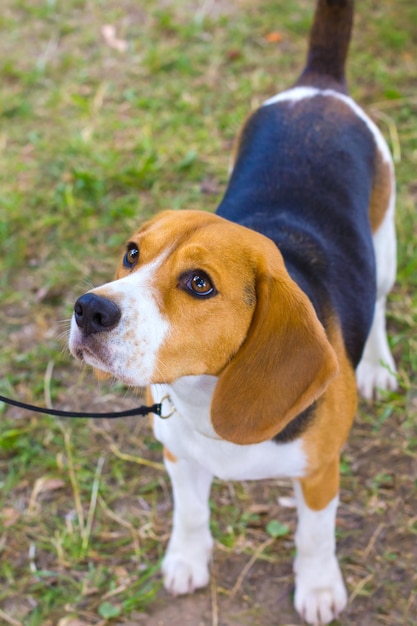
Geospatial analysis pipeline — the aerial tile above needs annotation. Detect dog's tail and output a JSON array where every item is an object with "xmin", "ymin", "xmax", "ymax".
[{"xmin": 295, "ymin": 0, "xmax": 354, "ymax": 93}]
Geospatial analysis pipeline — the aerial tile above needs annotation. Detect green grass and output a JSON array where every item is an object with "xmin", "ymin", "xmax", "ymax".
[{"xmin": 1, "ymin": 0, "xmax": 417, "ymax": 624}]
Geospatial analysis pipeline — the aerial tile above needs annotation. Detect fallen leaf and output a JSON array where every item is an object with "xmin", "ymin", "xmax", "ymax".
[
  {"xmin": 29, "ymin": 477, "xmax": 65, "ymax": 512},
  {"xmin": 37, "ymin": 478, "xmax": 65, "ymax": 493},
  {"xmin": 101, "ymin": 24, "xmax": 128, "ymax": 52},
  {"xmin": 265, "ymin": 31, "xmax": 283, "ymax": 43}
]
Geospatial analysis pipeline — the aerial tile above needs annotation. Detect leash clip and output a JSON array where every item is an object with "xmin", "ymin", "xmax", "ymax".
[{"xmin": 159, "ymin": 394, "xmax": 176, "ymax": 419}]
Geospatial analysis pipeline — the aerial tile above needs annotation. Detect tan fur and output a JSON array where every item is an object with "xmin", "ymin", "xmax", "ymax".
[
  {"xmin": 145, "ymin": 387, "xmax": 155, "ymax": 429},
  {"xmin": 163, "ymin": 447, "xmax": 178, "ymax": 464},
  {"xmin": 297, "ymin": 456, "xmax": 341, "ymax": 512},
  {"xmin": 93, "ymin": 367, "xmax": 111, "ymax": 381},
  {"xmin": 300, "ymin": 320, "xmax": 358, "ymax": 510},
  {"xmin": 115, "ymin": 210, "xmax": 338, "ymax": 444},
  {"xmin": 117, "ymin": 211, "xmax": 258, "ymax": 383},
  {"xmin": 369, "ymin": 149, "xmax": 393, "ymax": 233}
]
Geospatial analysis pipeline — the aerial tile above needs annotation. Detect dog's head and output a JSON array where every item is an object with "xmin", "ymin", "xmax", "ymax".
[{"xmin": 69, "ymin": 210, "xmax": 338, "ymax": 443}]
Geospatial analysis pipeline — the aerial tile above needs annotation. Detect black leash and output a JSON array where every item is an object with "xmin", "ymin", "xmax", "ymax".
[{"xmin": 0, "ymin": 393, "xmax": 162, "ymax": 419}]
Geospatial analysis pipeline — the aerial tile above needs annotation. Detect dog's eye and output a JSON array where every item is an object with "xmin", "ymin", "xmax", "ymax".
[
  {"xmin": 123, "ymin": 242, "xmax": 139, "ymax": 269},
  {"xmin": 181, "ymin": 271, "xmax": 216, "ymax": 298}
]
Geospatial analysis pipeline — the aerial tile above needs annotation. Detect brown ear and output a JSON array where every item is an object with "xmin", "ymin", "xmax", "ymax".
[{"xmin": 211, "ymin": 267, "xmax": 338, "ymax": 445}]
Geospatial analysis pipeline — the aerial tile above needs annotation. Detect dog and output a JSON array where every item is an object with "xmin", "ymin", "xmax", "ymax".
[{"xmin": 69, "ymin": 1, "xmax": 398, "ymax": 623}]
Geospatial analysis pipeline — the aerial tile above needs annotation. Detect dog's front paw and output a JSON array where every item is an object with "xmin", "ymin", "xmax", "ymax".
[
  {"xmin": 356, "ymin": 357, "xmax": 398, "ymax": 400},
  {"xmin": 162, "ymin": 532, "xmax": 213, "ymax": 595},
  {"xmin": 294, "ymin": 556, "xmax": 347, "ymax": 625},
  {"xmin": 162, "ymin": 553, "xmax": 210, "ymax": 595}
]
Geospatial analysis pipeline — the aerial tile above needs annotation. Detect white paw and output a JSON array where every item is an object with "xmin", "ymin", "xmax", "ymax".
[
  {"xmin": 294, "ymin": 556, "xmax": 347, "ymax": 625},
  {"xmin": 356, "ymin": 357, "xmax": 398, "ymax": 400},
  {"xmin": 162, "ymin": 533, "xmax": 213, "ymax": 595}
]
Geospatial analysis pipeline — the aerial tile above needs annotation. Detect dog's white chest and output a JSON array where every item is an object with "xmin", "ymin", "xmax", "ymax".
[{"xmin": 151, "ymin": 377, "xmax": 307, "ymax": 481}]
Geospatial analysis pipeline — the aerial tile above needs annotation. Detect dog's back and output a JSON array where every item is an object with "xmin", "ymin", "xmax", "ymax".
[{"xmin": 216, "ymin": 0, "xmax": 377, "ymax": 368}]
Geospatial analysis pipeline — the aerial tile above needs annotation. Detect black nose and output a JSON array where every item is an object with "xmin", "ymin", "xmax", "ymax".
[{"xmin": 74, "ymin": 293, "xmax": 121, "ymax": 335}]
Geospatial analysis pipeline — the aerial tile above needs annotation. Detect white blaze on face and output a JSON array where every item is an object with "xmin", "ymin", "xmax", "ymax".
[{"xmin": 69, "ymin": 255, "xmax": 169, "ymax": 386}]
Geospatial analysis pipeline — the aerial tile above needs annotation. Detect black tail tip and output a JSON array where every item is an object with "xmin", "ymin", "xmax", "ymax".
[{"xmin": 295, "ymin": 0, "xmax": 354, "ymax": 93}]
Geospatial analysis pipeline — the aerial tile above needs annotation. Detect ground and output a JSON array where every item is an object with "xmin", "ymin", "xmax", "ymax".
[{"xmin": 0, "ymin": 0, "xmax": 416, "ymax": 625}]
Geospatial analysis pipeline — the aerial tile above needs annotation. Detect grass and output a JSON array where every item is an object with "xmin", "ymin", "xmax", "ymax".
[{"xmin": 1, "ymin": 0, "xmax": 416, "ymax": 624}]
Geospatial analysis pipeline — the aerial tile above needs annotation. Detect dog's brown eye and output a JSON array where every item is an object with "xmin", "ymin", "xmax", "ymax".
[
  {"xmin": 191, "ymin": 274, "xmax": 212, "ymax": 295},
  {"xmin": 123, "ymin": 243, "xmax": 139, "ymax": 268},
  {"xmin": 181, "ymin": 271, "xmax": 216, "ymax": 298}
]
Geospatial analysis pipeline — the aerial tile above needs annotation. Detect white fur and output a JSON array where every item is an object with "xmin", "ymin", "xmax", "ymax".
[
  {"xmin": 293, "ymin": 481, "xmax": 347, "ymax": 625},
  {"xmin": 263, "ymin": 86, "xmax": 321, "ymax": 107},
  {"xmin": 152, "ymin": 377, "xmax": 307, "ymax": 481},
  {"xmin": 153, "ymin": 378, "xmax": 347, "ymax": 623},
  {"xmin": 152, "ymin": 377, "xmax": 310, "ymax": 598},
  {"xmin": 356, "ymin": 204, "xmax": 398, "ymax": 398},
  {"xmin": 69, "ymin": 255, "xmax": 169, "ymax": 386},
  {"xmin": 162, "ymin": 455, "xmax": 213, "ymax": 594}
]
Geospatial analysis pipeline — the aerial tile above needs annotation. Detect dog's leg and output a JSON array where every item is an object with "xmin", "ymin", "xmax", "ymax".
[
  {"xmin": 292, "ymin": 461, "xmax": 347, "ymax": 626},
  {"xmin": 357, "ymin": 197, "xmax": 398, "ymax": 399},
  {"xmin": 162, "ymin": 452, "xmax": 213, "ymax": 595}
]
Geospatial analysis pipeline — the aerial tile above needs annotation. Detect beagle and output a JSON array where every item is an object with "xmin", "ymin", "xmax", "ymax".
[{"xmin": 69, "ymin": 0, "xmax": 397, "ymax": 623}]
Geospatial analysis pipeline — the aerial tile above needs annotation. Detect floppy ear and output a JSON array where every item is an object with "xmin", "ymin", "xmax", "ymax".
[{"xmin": 211, "ymin": 266, "xmax": 338, "ymax": 445}]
